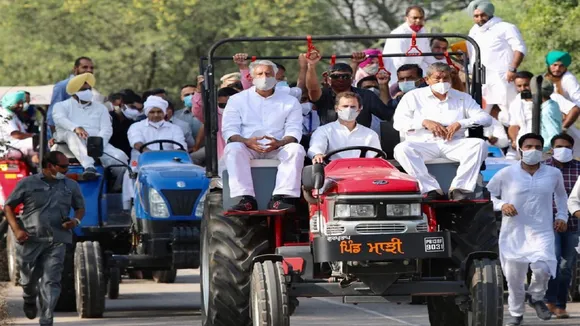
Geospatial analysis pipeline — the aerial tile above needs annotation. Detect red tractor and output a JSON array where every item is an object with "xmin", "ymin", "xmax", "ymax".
[{"xmin": 200, "ymin": 34, "xmax": 502, "ymax": 326}]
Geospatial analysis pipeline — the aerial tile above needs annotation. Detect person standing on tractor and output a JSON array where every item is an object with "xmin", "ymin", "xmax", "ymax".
[
  {"xmin": 487, "ymin": 133, "xmax": 568, "ymax": 325},
  {"xmin": 221, "ymin": 60, "xmax": 305, "ymax": 211},
  {"xmin": 3, "ymin": 150, "xmax": 85, "ymax": 326},
  {"xmin": 543, "ymin": 133, "xmax": 580, "ymax": 319},
  {"xmin": 0, "ymin": 91, "xmax": 39, "ymax": 164},
  {"xmin": 393, "ymin": 62, "xmax": 492, "ymax": 201},
  {"xmin": 467, "ymin": 0, "xmax": 527, "ymax": 127},
  {"xmin": 308, "ymin": 91, "xmax": 381, "ymax": 163},
  {"xmin": 52, "ymin": 73, "xmax": 129, "ymax": 180},
  {"xmin": 121, "ymin": 96, "xmax": 186, "ymax": 210}
]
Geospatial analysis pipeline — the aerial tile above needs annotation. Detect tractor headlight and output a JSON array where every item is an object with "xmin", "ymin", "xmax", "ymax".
[
  {"xmin": 335, "ymin": 204, "xmax": 375, "ymax": 218},
  {"xmin": 386, "ymin": 203, "xmax": 421, "ymax": 217},
  {"xmin": 149, "ymin": 188, "xmax": 170, "ymax": 218},
  {"xmin": 195, "ymin": 190, "xmax": 208, "ymax": 218}
]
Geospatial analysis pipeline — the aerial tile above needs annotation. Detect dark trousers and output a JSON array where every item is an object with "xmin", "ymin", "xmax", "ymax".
[
  {"xmin": 17, "ymin": 241, "xmax": 66, "ymax": 326},
  {"xmin": 545, "ymin": 230, "xmax": 579, "ymax": 309}
]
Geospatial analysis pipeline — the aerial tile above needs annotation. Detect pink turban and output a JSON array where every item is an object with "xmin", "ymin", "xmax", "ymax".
[{"xmin": 358, "ymin": 49, "xmax": 382, "ymax": 69}]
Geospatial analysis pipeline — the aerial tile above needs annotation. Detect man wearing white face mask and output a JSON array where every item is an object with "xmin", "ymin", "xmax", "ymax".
[
  {"xmin": 308, "ymin": 92, "xmax": 381, "ymax": 163},
  {"xmin": 543, "ymin": 133, "xmax": 580, "ymax": 318},
  {"xmin": 487, "ymin": 133, "xmax": 568, "ymax": 326},
  {"xmin": 52, "ymin": 73, "xmax": 129, "ymax": 180},
  {"xmin": 393, "ymin": 62, "xmax": 492, "ymax": 200},
  {"xmin": 222, "ymin": 60, "xmax": 305, "ymax": 211}
]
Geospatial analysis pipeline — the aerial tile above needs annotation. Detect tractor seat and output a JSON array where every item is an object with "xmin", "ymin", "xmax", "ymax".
[{"xmin": 51, "ymin": 142, "xmax": 101, "ymax": 166}]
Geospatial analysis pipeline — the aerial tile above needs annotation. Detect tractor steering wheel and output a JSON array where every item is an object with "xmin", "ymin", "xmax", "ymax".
[
  {"xmin": 323, "ymin": 146, "xmax": 387, "ymax": 164},
  {"xmin": 139, "ymin": 140, "xmax": 186, "ymax": 153}
]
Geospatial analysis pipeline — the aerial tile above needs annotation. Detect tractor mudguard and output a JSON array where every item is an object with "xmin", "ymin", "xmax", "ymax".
[
  {"xmin": 460, "ymin": 251, "xmax": 499, "ymax": 283},
  {"xmin": 253, "ymin": 254, "xmax": 284, "ymax": 265}
]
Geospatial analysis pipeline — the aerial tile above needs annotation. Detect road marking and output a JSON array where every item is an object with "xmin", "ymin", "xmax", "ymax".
[{"xmin": 314, "ymin": 298, "xmax": 422, "ymax": 326}]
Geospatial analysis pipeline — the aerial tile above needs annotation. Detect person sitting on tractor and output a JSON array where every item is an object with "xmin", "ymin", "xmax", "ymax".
[
  {"xmin": 308, "ymin": 91, "xmax": 381, "ymax": 164},
  {"xmin": 393, "ymin": 62, "xmax": 492, "ymax": 201},
  {"xmin": 121, "ymin": 95, "xmax": 186, "ymax": 210},
  {"xmin": 222, "ymin": 60, "xmax": 305, "ymax": 211},
  {"xmin": 0, "ymin": 91, "xmax": 39, "ymax": 164},
  {"xmin": 52, "ymin": 73, "xmax": 129, "ymax": 180}
]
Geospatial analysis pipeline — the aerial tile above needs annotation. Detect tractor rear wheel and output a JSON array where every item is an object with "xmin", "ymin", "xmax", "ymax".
[
  {"xmin": 250, "ymin": 260, "xmax": 289, "ymax": 326},
  {"xmin": 152, "ymin": 269, "xmax": 177, "ymax": 283},
  {"xmin": 55, "ymin": 244, "xmax": 76, "ymax": 311},
  {"xmin": 201, "ymin": 190, "xmax": 270, "ymax": 326},
  {"xmin": 75, "ymin": 241, "xmax": 105, "ymax": 318}
]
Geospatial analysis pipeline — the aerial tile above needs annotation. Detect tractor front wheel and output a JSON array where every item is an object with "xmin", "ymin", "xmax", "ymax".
[{"xmin": 75, "ymin": 241, "xmax": 105, "ymax": 318}]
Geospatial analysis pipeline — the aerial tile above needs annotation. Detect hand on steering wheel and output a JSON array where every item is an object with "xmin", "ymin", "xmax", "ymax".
[
  {"xmin": 139, "ymin": 139, "xmax": 186, "ymax": 153},
  {"xmin": 322, "ymin": 146, "xmax": 387, "ymax": 164}
]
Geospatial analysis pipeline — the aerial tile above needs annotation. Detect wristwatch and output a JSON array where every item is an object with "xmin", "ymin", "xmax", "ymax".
[
  {"xmin": 508, "ymin": 67, "xmax": 517, "ymax": 73},
  {"xmin": 74, "ymin": 218, "xmax": 82, "ymax": 226}
]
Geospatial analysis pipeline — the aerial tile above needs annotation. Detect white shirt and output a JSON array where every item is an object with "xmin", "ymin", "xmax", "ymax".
[
  {"xmin": 127, "ymin": 119, "xmax": 186, "ymax": 162},
  {"xmin": 468, "ymin": 17, "xmax": 526, "ymax": 76},
  {"xmin": 383, "ymin": 24, "xmax": 430, "ymax": 72},
  {"xmin": 222, "ymin": 86, "xmax": 303, "ymax": 143},
  {"xmin": 393, "ymin": 87, "xmax": 492, "ymax": 142},
  {"xmin": 555, "ymin": 71, "xmax": 580, "ymax": 105},
  {"xmin": 569, "ymin": 176, "xmax": 580, "ymax": 216},
  {"xmin": 308, "ymin": 121, "xmax": 381, "ymax": 160},
  {"xmin": 52, "ymin": 98, "xmax": 113, "ymax": 144},
  {"xmin": 276, "ymin": 85, "xmax": 302, "ymax": 100},
  {"xmin": 0, "ymin": 108, "xmax": 28, "ymax": 145},
  {"xmin": 483, "ymin": 118, "xmax": 509, "ymax": 148},
  {"xmin": 169, "ymin": 117, "xmax": 195, "ymax": 147},
  {"xmin": 487, "ymin": 163, "xmax": 567, "ymax": 277},
  {"xmin": 508, "ymin": 93, "xmax": 579, "ymax": 145}
]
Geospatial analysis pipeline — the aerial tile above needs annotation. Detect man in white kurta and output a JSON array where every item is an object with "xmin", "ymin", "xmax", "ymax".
[
  {"xmin": 467, "ymin": 0, "xmax": 526, "ymax": 126},
  {"xmin": 487, "ymin": 133, "xmax": 568, "ymax": 325},
  {"xmin": 222, "ymin": 60, "xmax": 305, "ymax": 212},
  {"xmin": 121, "ymin": 96, "xmax": 186, "ymax": 209},
  {"xmin": 52, "ymin": 73, "xmax": 128, "ymax": 180},
  {"xmin": 393, "ymin": 62, "xmax": 492, "ymax": 201},
  {"xmin": 308, "ymin": 92, "xmax": 381, "ymax": 163},
  {"xmin": 383, "ymin": 5, "xmax": 430, "ymax": 86},
  {"xmin": 0, "ymin": 91, "xmax": 38, "ymax": 162},
  {"xmin": 545, "ymin": 51, "xmax": 580, "ymax": 106}
]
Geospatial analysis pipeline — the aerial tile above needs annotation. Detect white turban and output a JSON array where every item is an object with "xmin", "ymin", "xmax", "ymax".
[{"xmin": 143, "ymin": 95, "xmax": 168, "ymax": 115}]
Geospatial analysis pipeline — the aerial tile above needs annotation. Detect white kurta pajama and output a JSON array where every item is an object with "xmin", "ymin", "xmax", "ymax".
[
  {"xmin": 222, "ymin": 86, "xmax": 305, "ymax": 199},
  {"xmin": 52, "ymin": 98, "xmax": 128, "ymax": 170},
  {"xmin": 392, "ymin": 87, "xmax": 492, "ymax": 194},
  {"xmin": 308, "ymin": 120, "xmax": 381, "ymax": 160},
  {"xmin": 487, "ymin": 163, "xmax": 568, "ymax": 317},
  {"xmin": 468, "ymin": 17, "xmax": 526, "ymax": 115},
  {"xmin": 383, "ymin": 24, "xmax": 429, "ymax": 86},
  {"xmin": 121, "ymin": 119, "xmax": 186, "ymax": 209},
  {"xmin": 0, "ymin": 109, "xmax": 36, "ymax": 157}
]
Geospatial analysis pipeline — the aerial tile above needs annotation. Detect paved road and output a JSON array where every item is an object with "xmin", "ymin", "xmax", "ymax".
[{"xmin": 4, "ymin": 269, "xmax": 580, "ymax": 325}]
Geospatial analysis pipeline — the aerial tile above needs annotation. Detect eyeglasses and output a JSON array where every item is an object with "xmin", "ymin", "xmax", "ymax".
[
  {"xmin": 218, "ymin": 103, "xmax": 227, "ymax": 108},
  {"xmin": 329, "ymin": 74, "xmax": 352, "ymax": 80}
]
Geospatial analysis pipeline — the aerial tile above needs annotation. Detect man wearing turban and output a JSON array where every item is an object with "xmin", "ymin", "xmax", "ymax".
[
  {"xmin": 545, "ymin": 51, "xmax": 580, "ymax": 104},
  {"xmin": 0, "ymin": 91, "xmax": 39, "ymax": 163},
  {"xmin": 121, "ymin": 95, "xmax": 186, "ymax": 210},
  {"xmin": 51, "ymin": 73, "xmax": 128, "ymax": 180},
  {"xmin": 467, "ymin": 0, "xmax": 527, "ymax": 127}
]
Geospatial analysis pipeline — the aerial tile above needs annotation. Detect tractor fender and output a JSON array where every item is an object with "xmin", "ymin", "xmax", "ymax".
[
  {"xmin": 460, "ymin": 251, "xmax": 499, "ymax": 283},
  {"xmin": 253, "ymin": 254, "xmax": 284, "ymax": 265}
]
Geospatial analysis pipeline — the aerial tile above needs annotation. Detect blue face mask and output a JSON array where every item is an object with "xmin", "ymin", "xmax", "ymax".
[
  {"xmin": 183, "ymin": 95, "xmax": 193, "ymax": 108},
  {"xmin": 277, "ymin": 80, "xmax": 289, "ymax": 88},
  {"xmin": 55, "ymin": 172, "xmax": 66, "ymax": 180},
  {"xmin": 398, "ymin": 81, "xmax": 417, "ymax": 93}
]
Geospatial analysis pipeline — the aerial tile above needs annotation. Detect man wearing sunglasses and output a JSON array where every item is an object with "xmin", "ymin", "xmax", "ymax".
[
  {"xmin": 305, "ymin": 52, "xmax": 395, "ymax": 129},
  {"xmin": 3, "ymin": 151, "xmax": 85, "ymax": 326}
]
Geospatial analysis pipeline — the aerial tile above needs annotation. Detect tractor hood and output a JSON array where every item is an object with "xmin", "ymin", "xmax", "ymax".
[
  {"xmin": 323, "ymin": 158, "xmax": 419, "ymax": 194},
  {"xmin": 138, "ymin": 162, "xmax": 209, "ymax": 191}
]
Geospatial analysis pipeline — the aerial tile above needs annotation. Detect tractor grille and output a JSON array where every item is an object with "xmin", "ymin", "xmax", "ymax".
[
  {"xmin": 355, "ymin": 223, "xmax": 407, "ymax": 234},
  {"xmin": 416, "ymin": 222, "xmax": 429, "ymax": 233},
  {"xmin": 325, "ymin": 222, "xmax": 346, "ymax": 236},
  {"xmin": 160, "ymin": 189, "xmax": 201, "ymax": 216}
]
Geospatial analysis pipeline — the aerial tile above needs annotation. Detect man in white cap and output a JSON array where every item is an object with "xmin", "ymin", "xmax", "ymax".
[
  {"xmin": 52, "ymin": 73, "xmax": 128, "ymax": 180},
  {"xmin": 467, "ymin": 0, "xmax": 527, "ymax": 126},
  {"xmin": 222, "ymin": 60, "xmax": 305, "ymax": 211},
  {"xmin": 121, "ymin": 96, "xmax": 186, "ymax": 210}
]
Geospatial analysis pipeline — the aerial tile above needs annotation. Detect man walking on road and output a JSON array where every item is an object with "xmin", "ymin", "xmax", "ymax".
[
  {"xmin": 487, "ymin": 133, "xmax": 568, "ymax": 326},
  {"xmin": 3, "ymin": 151, "xmax": 85, "ymax": 326}
]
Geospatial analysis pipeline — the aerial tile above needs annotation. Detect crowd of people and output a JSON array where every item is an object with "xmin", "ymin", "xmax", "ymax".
[{"xmin": 1, "ymin": 0, "xmax": 580, "ymax": 325}]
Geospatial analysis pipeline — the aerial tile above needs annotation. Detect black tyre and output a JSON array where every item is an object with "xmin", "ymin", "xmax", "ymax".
[
  {"xmin": 468, "ymin": 258, "xmax": 503, "ymax": 325},
  {"xmin": 55, "ymin": 244, "xmax": 76, "ymax": 312},
  {"xmin": 201, "ymin": 190, "xmax": 270, "ymax": 326},
  {"xmin": 569, "ymin": 254, "xmax": 580, "ymax": 302},
  {"xmin": 250, "ymin": 260, "xmax": 289, "ymax": 326},
  {"xmin": 75, "ymin": 241, "xmax": 105, "ymax": 318},
  {"xmin": 107, "ymin": 267, "xmax": 121, "ymax": 299},
  {"xmin": 0, "ymin": 234, "xmax": 8, "ymax": 282},
  {"xmin": 427, "ymin": 296, "xmax": 465, "ymax": 326},
  {"xmin": 6, "ymin": 229, "xmax": 19, "ymax": 285},
  {"xmin": 152, "ymin": 269, "xmax": 177, "ymax": 283}
]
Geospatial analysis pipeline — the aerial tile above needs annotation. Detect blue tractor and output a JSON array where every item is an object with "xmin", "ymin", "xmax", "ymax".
[{"xmin": 38, "ymin": 136, "xmax": 208, "ymax": 318}]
